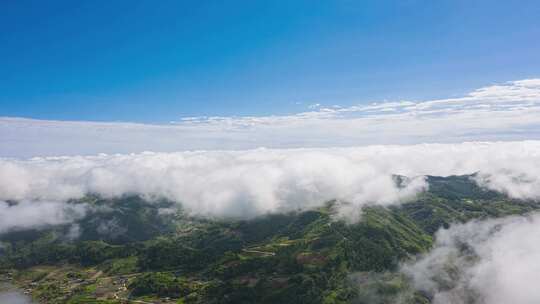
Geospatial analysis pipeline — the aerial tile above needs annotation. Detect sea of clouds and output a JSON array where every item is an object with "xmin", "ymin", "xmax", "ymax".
[{"xmin": 1, "ymin": 141, "xmax": 540, "ymax": 233}]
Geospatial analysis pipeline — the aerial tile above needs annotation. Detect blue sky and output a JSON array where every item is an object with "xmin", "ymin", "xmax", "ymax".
[{"xmin": 1, "ymin": 0, "xmax": 539, "ymax": 123}]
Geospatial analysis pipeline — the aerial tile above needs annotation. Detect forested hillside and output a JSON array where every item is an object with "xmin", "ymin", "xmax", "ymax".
[{"xmin": 1, "ymin": 175, "xmax": 538, "ymax": 304}]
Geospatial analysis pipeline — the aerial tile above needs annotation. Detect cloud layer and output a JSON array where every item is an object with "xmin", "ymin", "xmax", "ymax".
[
  {"xmin": 402, "ymin": 213, "xmax": 540, "ymax": 304},
  {"xmin": 0, "ymin": 148, "xmax": 427, "ymax": 218},
  {"xmin": 1, "ymin": 141, "xmax": 540, "ymax": 222},
  {"xmin": 2, "ymin": 79, "xmax": 540, "ymax": 157}
]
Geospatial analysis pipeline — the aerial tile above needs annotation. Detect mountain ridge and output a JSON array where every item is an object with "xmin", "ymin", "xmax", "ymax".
[{"xmin": 1, "ymin": 174, "xmax": 538, "ymax": 303}]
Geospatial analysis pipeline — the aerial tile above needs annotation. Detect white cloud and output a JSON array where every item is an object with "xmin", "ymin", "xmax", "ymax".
[
  {"xmin": 0, "ymin": 148, "xmax": 428, "ymax": 218},
  {"xmin": 402, "ymin": 213, "xmax": 540, "ymax": 304},
  {"xmin": 2, "ymin": 79, "xmax": 540, "ymax": 157},
  {"xmin": 1, "ymin": 141, "xmax": 540, "ymax": 219},
  {"xmin": 0, "ymin": 200, "xmax": 87, "ymax": 234}
]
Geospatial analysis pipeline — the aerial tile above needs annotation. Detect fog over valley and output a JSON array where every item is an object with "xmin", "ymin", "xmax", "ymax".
[{"xmin": 1, "ymin": 141, "xmax": 540, "ymax": 222}]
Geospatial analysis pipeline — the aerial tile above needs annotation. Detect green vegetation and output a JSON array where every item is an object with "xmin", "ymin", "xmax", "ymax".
[{"xmin": 1, "ymin": 175, "xmax": 538, "ymax": 303}]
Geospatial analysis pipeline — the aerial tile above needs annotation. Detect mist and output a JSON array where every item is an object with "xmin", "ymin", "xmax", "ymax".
[
  {"xmin": 0, "ymin": 200, "xmax": 87, "ymax": 234},
  {"xmin": 402, "ymin": 213, "xmax": 540, "ymax": 304}
]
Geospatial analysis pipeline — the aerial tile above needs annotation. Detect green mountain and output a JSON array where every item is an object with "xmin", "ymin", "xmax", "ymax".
[{"xmin": 1, "ymin": 175, "xmax": 538, "ymax": 304}]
